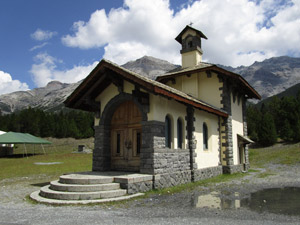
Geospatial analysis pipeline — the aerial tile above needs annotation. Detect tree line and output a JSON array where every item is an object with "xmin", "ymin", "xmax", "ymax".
[
  {"xmin": 0, "ymin": 108, "xmax": 94, "ymax": 139},
  {"xmin": 247, "ymin": 91, "xmax": 300, "ymax": 146}
]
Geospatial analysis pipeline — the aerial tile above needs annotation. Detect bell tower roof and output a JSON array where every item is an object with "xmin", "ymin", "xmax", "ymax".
[{"xmin": 175, "ymin": 25, "xmax": 207, "ymax": 44}]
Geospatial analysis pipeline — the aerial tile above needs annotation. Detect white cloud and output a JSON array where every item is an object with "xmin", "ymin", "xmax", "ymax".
[
  {"xmin": 29, "ymin": 42, "xmax": 49, "ymax": 51},
  {"xmin": 30, "ymin": 52, "xmax": 98, "ymax": 87},
  {"xmin": 31, "ymin": 29, "xmax": 57, "ymax": 41},
  {"xmin": 61, "ymin": 0, "xmax": 300, "ymax": 67},
  {"xmin": 0, "ymin": 71, "xmax": 29, "ymax": 95}
]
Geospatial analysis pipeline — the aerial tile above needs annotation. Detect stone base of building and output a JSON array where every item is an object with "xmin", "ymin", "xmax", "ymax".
[
  {"xmin": 153, "ymin": 170, "xmax": 192, "ymax": 189},
  {"xmin": 89, "ymin": 164, "xmax": 248, "ymax": 193},
  {"xmin": 193, "ymin": 166, "xmax": 223, "ymax": 181},
  {"xmin": 120, "ymin": 181, "xmax": 153, "ymax": 194},
  {"xmin": 222, "ymin": 164, "xmax": 248, "ymax": 174}
]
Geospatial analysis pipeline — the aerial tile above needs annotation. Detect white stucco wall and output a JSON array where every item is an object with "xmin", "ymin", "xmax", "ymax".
[
  {"xmin": 231, "ymin": 94, "xmax": 244, "ymax": 165},
  {"xmin": 165, "ymin": 72, "xmax": 223, "ymax": 109},
  {"xmin": 148, "ymin": 94, "xmax": 187, "ymax": 149},
  {"xmin": 182, "ymin": 51, "xmax": 202, "ymax": 68},
  {"xmin": 182, "ymin": 73, "xmax": 198, "ymax": 98},
  {"xmin": 166, "ymin": 76, "xmax": 182, "ymax": 91},
  {"xmin": 198, "ymin": 72, "xmax": 223, "ymax": 109},
  {"xmin": 194, "ymin": 109, "xmax": 220, "ymax": 169}
]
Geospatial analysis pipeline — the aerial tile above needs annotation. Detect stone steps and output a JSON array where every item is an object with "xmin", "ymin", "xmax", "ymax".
[
  {"xmin": 50, "ymin": 180, "xmax": 120, "ymax": 192},
  {"xmin": 40, "ymin": 185, "xmax": 127, "ymax": 200},
  {"xmin": 30, "ymin": 190, "xmax": 144, "ymax": 205},
  {"xmin": 30, "ymin": 171, "xmax": 153, "ymax": 205},
  {"xmin": 59, "ymin": 174, "xmax": 114, "ymax": 184},
  {"xmin": 30, "ymin": 172, "xmax": 145, "ymax": 204}
]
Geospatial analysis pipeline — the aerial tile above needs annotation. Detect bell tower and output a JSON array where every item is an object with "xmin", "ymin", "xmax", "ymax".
[{"xmin": 175, "ymin": 25, "xmax": 207, "ymax": 68}]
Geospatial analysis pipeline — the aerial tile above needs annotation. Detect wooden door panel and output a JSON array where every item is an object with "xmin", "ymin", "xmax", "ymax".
[
  {"xmin": 111, "ymin": 101, "xmax": 142, "ymax": 172},
  {"xmin": 111, "ymin": 129, "xmax": 124, "ymax": 158}
]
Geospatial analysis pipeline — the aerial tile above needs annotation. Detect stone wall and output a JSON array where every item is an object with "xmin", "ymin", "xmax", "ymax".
[
  {"xmin": 242, "ymin": 97, "xmax": 250, "ymax": 165},
  {"xmin": 140, "ymin": 121, "xmax": 165, "ymax": 174},
  {"xmin": 93, "ymin": 124, "xmax": 111, "ymax": 171},
  {"xmin": 193, "ymin": 166, "xmax": 223, "ymax": 181},
  {"xmin": 153, "ymin": 170, "xmax": 192, "ymax": 189},
  {"xmin": 221, "ymin": 78, "xmax": 234, "ymax": 171},
  {"xmin": 140, "ymin": 119, "xmax": 193, "ymax": 189},
  {"xmin": 120, "ymin": 181, "xmax": 153, "ymax": 194},
  {"xmin": 222, "ymin": 164, "xmax": 245, "ymax": 174},
  {"xmin": 153, "ymin": 149, "xmax": 190, "ymax": 174}
]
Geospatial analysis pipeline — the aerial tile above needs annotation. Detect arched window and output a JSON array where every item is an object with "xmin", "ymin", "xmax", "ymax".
[
  {"xmin": 177, "ymin": 118, "xmax": 183, "ymax": 149},
  {"xmin": 203, "ymin": 123, "xmax": 208, "ymax": 150},
  {"xmin": 165, "ymin": 115, "xmax": 172, "ymax": 148}
]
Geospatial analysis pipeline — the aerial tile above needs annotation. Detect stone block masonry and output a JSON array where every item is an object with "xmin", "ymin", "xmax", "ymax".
[
  {"xmin": 153, "ymin": 149, "xmax": 191, "ymax": 174},
  {"xmin": 120, "ymin": 181, "xmax": 153, "ymax": 194},
  {"xmin": 153, "ymin": 170, "xmax": 192, "ymax": 189},
  {"xmin": 93, "ymin": 125, "xmax": 111, "ymax": 171},
  {"xmin": 193, "ymin": 166, "xmax": 223, "ymax": 181},
  {"xmin": 223, "ymin": 164, "xmax": 245, "ymax": 174}
]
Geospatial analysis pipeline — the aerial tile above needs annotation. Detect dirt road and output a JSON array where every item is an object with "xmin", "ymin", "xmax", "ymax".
[{"xmin": 1, "ymin": 164, "xmax": 300, "ymax": 225}]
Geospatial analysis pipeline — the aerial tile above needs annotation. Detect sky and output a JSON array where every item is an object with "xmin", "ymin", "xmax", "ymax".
[{"xmin": 0, "ymin": 0, "xmax": 300, "ymax": 95}]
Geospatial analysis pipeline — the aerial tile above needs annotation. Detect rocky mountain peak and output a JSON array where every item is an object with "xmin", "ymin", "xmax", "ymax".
[
  {"xmin": 122, "ymin": 55, "xmax": 179, "ymax": 80},
  {"xmin": 0, "ymin": 55, "xmax": 300, "ymax": 114}
]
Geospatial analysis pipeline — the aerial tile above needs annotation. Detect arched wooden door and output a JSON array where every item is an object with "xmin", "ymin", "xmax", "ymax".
[{"xmin": 111, "ymin": 101, "xmax": 142, "ymax": 172}]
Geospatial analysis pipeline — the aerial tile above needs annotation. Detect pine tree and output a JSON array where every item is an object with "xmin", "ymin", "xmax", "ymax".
[
  {"xmin": 247, "ymin": 105, "xmax": 261, "ymax": 142},
  {"xmin": 281, "ymin": 119, "xmax": 293, "ymax": 142},
  {"xmin": 258, "ymin": 112, "xmax": 277, "ymax": 146},
  {"xmin": 293, "ymin": 119, "xmax": 300, "ymax": 142}
]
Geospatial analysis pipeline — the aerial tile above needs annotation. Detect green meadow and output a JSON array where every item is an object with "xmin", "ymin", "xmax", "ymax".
[{"xmin": 0, "ymin": 138, "xmax": 93, "ymax": 181}]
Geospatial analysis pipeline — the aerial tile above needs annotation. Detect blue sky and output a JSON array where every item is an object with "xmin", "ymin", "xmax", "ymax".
[{"xmin": 0, "ymin": 0, "xmax": 299, "ymax": 94}]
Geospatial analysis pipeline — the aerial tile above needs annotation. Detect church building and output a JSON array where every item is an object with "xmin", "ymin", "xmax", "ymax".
[{"xmin": 64, "ymin": 25, "xmax": 261, "ymax": 190}]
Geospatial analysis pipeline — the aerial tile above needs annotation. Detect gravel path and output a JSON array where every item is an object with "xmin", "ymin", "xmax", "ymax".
[{"xmin": 1, "ymin": 164, "xmax": 300, "ymax": 225}]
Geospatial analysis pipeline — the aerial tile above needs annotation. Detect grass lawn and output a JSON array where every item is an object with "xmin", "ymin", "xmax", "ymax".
[
  {"xmin": 249, "ymin": 143, "xmax": 300, "ymax": 168},
  {"xmin": 0, "ymin": 138, "xmax": 93, "ymax": 181},
  {"xmin": 1, "ymin": 137, "xmax": 299, "ymax": 196}
]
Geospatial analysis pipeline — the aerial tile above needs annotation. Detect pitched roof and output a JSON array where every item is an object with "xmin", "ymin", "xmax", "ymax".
[
  {"xmin": 156, "ymin": 63, "xmax": 261, "ymax": 100},
  {"xmin": 64, "ymin": 59, "xmax": 228, "ymax": 117},
  {"xmin": 175, "ymin": 25, "xmax": 208, "ymax": 44},
  {"xmin": 0, "ymin": 132, "xmax": 51, "ymax": 144}
]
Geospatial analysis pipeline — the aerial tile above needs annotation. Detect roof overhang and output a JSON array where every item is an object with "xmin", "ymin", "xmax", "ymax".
[
  {"xmin": 64, "ymin": 59, "xmax": 228, "ymax": 118},
  {"xmin": 156, "ymin": 64, "xmax": 261, "ymax": 100},
  {"xmin": 175, "ymin": 25, "xmax": 208, "ymax": 44},
  {"xmin": 238, "ymin": 134, "xmax": 254, "ymax": 144}
]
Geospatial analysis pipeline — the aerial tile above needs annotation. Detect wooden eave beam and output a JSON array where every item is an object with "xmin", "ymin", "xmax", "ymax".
[
  {"xmin": 72, "ymin": 72, "xmax": 108, "ymax": 110},
  {"xmin": 153, "ymin": 86, "xmax": 228, "ymax": 118}
]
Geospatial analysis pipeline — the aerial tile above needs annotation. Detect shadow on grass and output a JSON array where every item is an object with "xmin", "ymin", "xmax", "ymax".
[
  {"xmin": 0, "ymin": 153, "xmax": 43, "ymax": 158},
  {"xmin": 31, "ymin": 182, "xmax": 50, "ymax": 187}
]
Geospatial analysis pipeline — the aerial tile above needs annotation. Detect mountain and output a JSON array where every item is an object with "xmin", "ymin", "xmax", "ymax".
[
  {"xmin": 122, "ymin": 55, "xmax": 179, "ymax": 80},
  {"xmin": 1, "ymin": 55, "xmax": 300, "ymax": 114},
  {"xmin": 0, "ymin": 56, "xmax": 178, "ymax": 114},
  {"xmin": 257, "ymin": 82, "xmax": 300, "ymax": 106},
  {"xmin": 0, "ymin": 81, "xmax": 80, "ymax": 114},
  {"xmin": 221, "ymin": 56, "xmax": 300, "ymax": 99}
]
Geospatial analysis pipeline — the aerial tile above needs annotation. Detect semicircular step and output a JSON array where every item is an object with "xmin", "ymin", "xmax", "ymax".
[
  {"xmin": 50, "ymin": 180, "xmax": 120, "ymax": 192},
  {"xmin": 40, "ymin": 185, "xmax": 127, "ymax": 200}
]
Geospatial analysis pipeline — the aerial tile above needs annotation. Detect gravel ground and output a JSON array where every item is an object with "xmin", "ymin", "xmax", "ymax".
[{"xmin": 1, "ymin": 164, "xmax": 300, "ymax": 225}]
